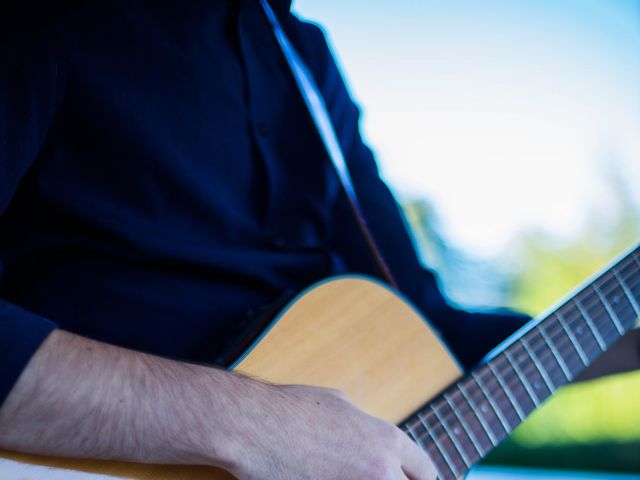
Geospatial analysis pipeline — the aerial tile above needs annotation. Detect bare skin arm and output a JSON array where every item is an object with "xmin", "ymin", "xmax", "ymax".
[{"xmin": 0, "ymin": 330, "xmax": 437, "ymax": 480}]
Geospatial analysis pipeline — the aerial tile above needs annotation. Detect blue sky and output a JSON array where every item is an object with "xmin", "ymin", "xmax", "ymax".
[{"xmin": 294, "ymin": 0, "xmax": 640, "ymax": 257}]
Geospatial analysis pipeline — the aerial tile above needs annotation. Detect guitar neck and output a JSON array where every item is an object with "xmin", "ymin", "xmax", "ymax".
[{"xmin": 402, "ymin": 244, "xmax": 640, "ymax": 480}]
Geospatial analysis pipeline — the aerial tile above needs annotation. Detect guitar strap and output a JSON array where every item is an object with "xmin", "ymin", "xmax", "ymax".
[{"xmin": 258, "ymin": 0, "xmax": 398, "ymax": 288}]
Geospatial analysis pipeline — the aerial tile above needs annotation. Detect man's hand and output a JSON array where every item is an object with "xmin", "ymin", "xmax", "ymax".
[
  {"xmin": 230, "ymin": 384, "xmax": 438, "ymax": 480},
  {"xmin": 0, "ymin": 330, "xmax": 437, "ymax": 479}
]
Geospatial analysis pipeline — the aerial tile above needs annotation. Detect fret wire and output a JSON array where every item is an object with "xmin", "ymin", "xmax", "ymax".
[
  {"xmin": 457, "ymin": 383, "xmax": 498, "ymax": 446},
  {"xmin": 581, "ymin": 286, "xmax": 622, "ymax": 345},
  {"xmin": 528, "ymin": 331, "xmax": 584, "ymax": 384},
  {"xmin": 509, "ymin": 261, "xmax": 635, "ymax": 378},
  {"xmin": 544, "ymin": 314, "xmax": 586, "ymax": 374},
  {"xmin": 471, "ymin": 371, "xmax": 511, "ymax": 432},
  {"xmin": 561, "ymin": 307, "xmax": 600, "ymax": 349},
  {"xmin": 555, "ymin": 311, "xmax": 589, "ymax": 365},
  {"xmin": 504, "ymin": 349, "xmax": 541, "ymax": 406},
  {"xmin": 481, "ymin": 355, "xmax": 539, "ymax": 402},
  {"xmin": 486, "ymin": 362, "xmax": 525, "ymax": 420},
  {"xmin": 547, "ymin": 314, "xmax": 599, "ymax": 375},
  {"xmin": 619, "ymin": 248, "xmax": 638, "ymax": 273},
  {"xmin": 406, "ymin": 420, "xmax": 452, "ymax": 480},
  {"xmin": 533, "ymin": 253, "xmax": 638, "ymax": 356},
  {"xmin": 404, "ymin": 304, "xmax": 632, "ymax": 462},
  {"xmin": 413, "ymin": 251, "xmax": 640, "ymax": 451},
  {"xmin": 537, "ymin": 326, "xmax": 571, "ymax": 380},
  {"xmin": 470, "ymin": 369, "xmax": 514, "ymax": 407},
  {"xmin": 510, "ymin": 344, "xmax": 553, "ymax": 402},
  {"xmin": 593, "ymin": 283, "xmax": 625, "ymax": 335},
  {"xmin": 406, "ymin": 252, "xmax": 640, "ymax": 452},
  {"xmin": 495, "ymin": 264, "xmax": 636, "ymax": 392},
  {"xmin": 495, "ymin": 292, "xmax": 607, "ymax": 396},
  {"xmin": 628, "ymin": 254, "xmax": 640, "ymax": 284},
  {"xmin": 625, "ymin": 269, "xmax": 640, "ymax": 307},
  {"xmin": 423, "ymin": 401, "xmax": 482, "ymax": 460},
  {"xmin": 625, "ymin": 264, "xmax": 640, "ymax": 291},
  {"xmin": 521, "ymin": 336, "xmax": 556, "ymax": 391},
  {"xmin": 458, "ymin": 377, "xmax": 510, "ymax": 442},
  {"xmin": 405, "ymin": 423, "xmax": 423, "ymax": 446},
  {"xmin": 492, "ymin": 355, "xmax": 536, "ymax": 413},
  {"xmin": 422, "ymin": 327, "xmax": 569, "ymax": 450},
  {"xmin": 444, "ymin": 392, "xmax": 485, "ymax": 456},
  {"xmin": 562, "ymin": 274, "xmax": 630, "ymax": 346},
  {"xmin": 465, "ymin": 324, "xmax": 598, "ymax": 440},
  {"xmin": 430, "ymin": 404, "xmax": 472, "ymax": 468},
  {"xmin": 415, "ymin": 381, "xmax": 506, "ymax": 445},
  {"xmin": 482, "ymin": 284, "xmax": 612, "ymax": 404},
  {"xmin": 524, "ymin": 329, "xmax": 568, "ymax": 389},
  {"xmin": 477, "ymin": 367, "xmax": 523, "ymax": 426},
  {"xmin": 631, "ymin": 255, "xmax": 640, "ymax": 308},
  {"xmin": 558, "ymin": 312, "xmax": 618, "ymax": 354},
  {"xmin": 613, "ymin": 267, "xmax": 640, "ymax": 318},
  {"xmin": 419, "ymin": 412, "xmax": 460, "ymax": 478},
  {"xmin": 574, "ymin": 298, "xmax": 607, "ymax": 350},
  {"xmin": 414, "ymin": 306, "xmax": 617, "ymax": 457},
  {"xmin": 618, "ymin": 253, "xmax": 640, "ymax": 299},
  {"xmin": 629, "ymin": 254, "xmax": 640, "ymax": 311}
]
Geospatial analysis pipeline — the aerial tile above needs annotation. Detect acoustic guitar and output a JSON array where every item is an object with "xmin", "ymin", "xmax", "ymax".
[{"xmin": 1, "ymin": 244, "xmax": 639, "ymax": 479}]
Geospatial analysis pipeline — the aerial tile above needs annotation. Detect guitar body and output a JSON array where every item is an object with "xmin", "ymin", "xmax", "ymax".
[{"xmin": 0, "ymin": 276, "xmax": 462, "ymax": 479}]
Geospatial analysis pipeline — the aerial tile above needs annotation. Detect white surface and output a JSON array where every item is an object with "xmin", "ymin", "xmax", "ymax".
[
  {"xmin": 468, "ymin": 466, "xmax": 640, "ymax": 479},
  {"xmin": 0, "ymin": 458, "xmax": 123, "ymax": 480},
  {"xmin": 3, "ymin": 458, "xmax": 639, "ymax": 480}
]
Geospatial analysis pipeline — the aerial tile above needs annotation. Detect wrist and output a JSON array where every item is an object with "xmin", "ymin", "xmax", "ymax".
[{"xmin": 182, "ymin": 368, "xmax": 275, "ymax": 472}]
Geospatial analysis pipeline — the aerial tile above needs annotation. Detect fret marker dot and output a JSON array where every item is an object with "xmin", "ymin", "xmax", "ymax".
[
  {"xmin": 576, "ymin": 327, "xmax": 583, "ymax": 335},
  {"xmin": 454, "ymin": 427, "xmax": 461, "ymax": 435},
  {"xmin": 518, "ymin": 354, "xmax": 527, "ymax": 363},
  {"xmin": 534, "ymin": 381, "xmax": 542, "ymax": 389},
  {"xmin": 613, "ymin": 295, "xmax": 620, "ymax": 304},
  {"xmin": 481, "ymin": 404, "xmax": 489, "ymax": 413}
]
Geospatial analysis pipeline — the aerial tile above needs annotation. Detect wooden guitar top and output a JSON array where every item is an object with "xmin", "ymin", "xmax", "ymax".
[{"xmin": 0, "ymin": 276, "xmax": 462, "ymax": 479}]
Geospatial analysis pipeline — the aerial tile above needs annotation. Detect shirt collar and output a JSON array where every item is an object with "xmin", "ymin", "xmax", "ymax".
[{"xmin": 269, "ymin": 0, "xmax": 293, "ymax": 18}]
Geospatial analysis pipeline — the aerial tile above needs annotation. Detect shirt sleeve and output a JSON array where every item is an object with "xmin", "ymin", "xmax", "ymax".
[
  {"xmin": 0, "ymin": 15, "xmax": 61, "ymax": 406},
  {"xmin": 290, "ymin": 18, "xmax": 530, "ymax": 370}
]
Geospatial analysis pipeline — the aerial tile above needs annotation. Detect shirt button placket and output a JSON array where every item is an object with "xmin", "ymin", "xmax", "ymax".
[{"xmin": 255, "ymin": 121, "xmax": 270, "ymax": 138}]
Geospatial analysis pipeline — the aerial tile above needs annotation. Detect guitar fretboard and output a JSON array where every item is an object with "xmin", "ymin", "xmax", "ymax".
[{"xmin": 402, "ymin": 245, "xmax": 640, "ymax": 480}]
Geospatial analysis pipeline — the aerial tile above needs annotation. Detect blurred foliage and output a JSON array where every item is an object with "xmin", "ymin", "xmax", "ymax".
[
  {"xmin": 484, "ymin": 441, "xmax": 640, "ymax": 474},
  {"xmin": 402, "ymin": 162, "xmax": 640, "ymax": 472},
  {"xmin": 485, "ymin": 371, "xmax": 640, "ymax": 472},
  {"xmin": 486, "ymin": 172, "xmax": 640, "ymax": 471},
  {"xmin": 403, "ymin": 199, "xmax": 515, "ymax": 308}
]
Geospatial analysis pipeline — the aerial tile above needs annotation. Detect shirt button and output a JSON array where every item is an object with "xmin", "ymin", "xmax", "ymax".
[
  {"xmin": 256, "ymin": 122, "xmax": 270, "ymax": 138},
  {"xmin": 273, "ymin": 237, "xmax": 287, "ymax": 248}
]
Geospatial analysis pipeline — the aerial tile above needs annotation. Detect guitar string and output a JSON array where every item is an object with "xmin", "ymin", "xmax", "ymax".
[
  {"xmin": 431, "ymin": 249, "xmax": 640, "ymax": 408},
  {"xmin": 406, "ymin": 256, "xmax": 640, "ymax": 465},
  {"xmin": 412, "ymin": 250, "xmax": 640, "ymax": 440},
  {"xmin": 404, "ymin": 260, "xmax": 637, "ymax": 474},
  {"xmin": 407, "ymin": 260, "xmax": 640, "ymax": 453},
  {"xmin": 407, "ymin": 318, "xmax": 619, "ymax": 471},
  {"xmin": 403, "ymin": 251, "xmax": 639, "ymax": 462}
]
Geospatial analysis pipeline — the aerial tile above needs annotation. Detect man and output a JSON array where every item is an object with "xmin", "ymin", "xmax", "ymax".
[{"xmin": 0, "ymin": 1, "xmax": 637, "ymax": 479}]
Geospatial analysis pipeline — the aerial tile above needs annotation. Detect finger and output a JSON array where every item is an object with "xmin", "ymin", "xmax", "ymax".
[
  {"xmin": 402, "ymin": 463, "xmax": 438, "ymax": 480},
  {"xmin": 399, "ymin": 439, "xmax": 438, "ymax": 480},
  {"xmin": 393, "ymin": 466, "xmax": 414, "ymax": 480}
]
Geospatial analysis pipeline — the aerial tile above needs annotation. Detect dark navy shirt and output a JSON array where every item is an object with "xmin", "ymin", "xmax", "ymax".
[{"xmin": 0, "ymin": 0, "xmax": 528, "ymax": 405}]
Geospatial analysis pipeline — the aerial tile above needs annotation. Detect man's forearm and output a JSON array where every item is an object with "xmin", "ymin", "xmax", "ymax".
[
  {"xmin": 0, "ymin": 329, "xmax": 261, "ymax": 470},
  {"xmin": 0, "ymin": 329, "xmax": 439, "ymax": 480}
]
